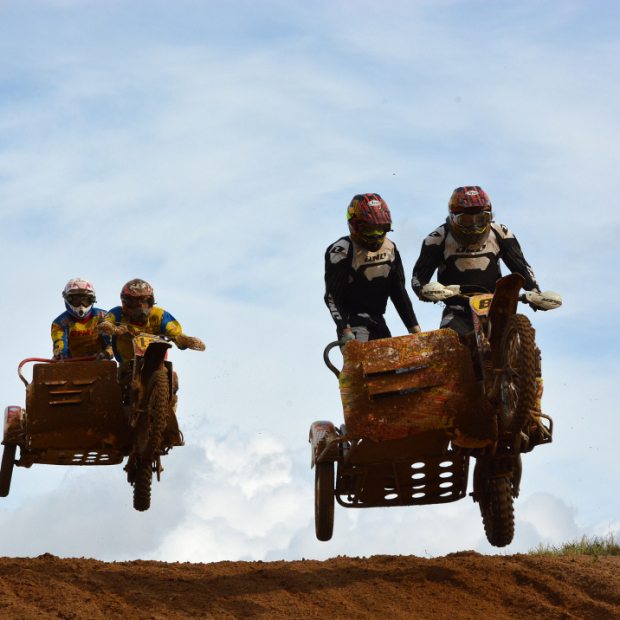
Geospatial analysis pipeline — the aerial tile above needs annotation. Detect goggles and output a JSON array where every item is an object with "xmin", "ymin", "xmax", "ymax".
[
  {"xmin": 358, "ymin": 223, "xmax": 391, "ymax": 238},
  {"xmin": 452, "ymin": 211, "xmax": 491, "ymax": 228},
  {"xmin": 123, "ymin": 296, "xmax": 154, "ymax": 309},
  {"xmin": 66, "ymin": 294, "xmax": 94, "ymax": 307}
]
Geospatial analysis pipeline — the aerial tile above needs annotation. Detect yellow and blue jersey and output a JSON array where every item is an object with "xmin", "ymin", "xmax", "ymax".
[
  {"xmin": 103, "ymin": 306, "xmax": 182, "ymax": 363},
  {"xmin": 51, "ymin": 308, "xmax": 108, "ymax": 359}
]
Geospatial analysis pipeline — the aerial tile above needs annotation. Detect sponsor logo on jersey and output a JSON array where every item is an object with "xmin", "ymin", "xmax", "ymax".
[{"xmin": 365, "ymin": 252, "xmax": 387, "ymax": 263}]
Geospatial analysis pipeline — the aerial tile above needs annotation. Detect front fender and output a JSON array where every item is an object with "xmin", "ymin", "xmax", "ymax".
[
  {"xmin": 309, "ymin": 420, "xmax": 339, "ymax": 468},
  {"xmin": 488, "ymin": 273, "xmax": 525, "ymax": 360},
  {"xmin": 140, "ymin": 341, "xmax": 172, "ymax": 385}
]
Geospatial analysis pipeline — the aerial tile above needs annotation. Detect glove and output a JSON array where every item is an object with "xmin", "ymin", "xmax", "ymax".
[
  {"xmin": 96, "ymin": 321, "xmax": 116, "ymax": 336},
  {"xmin": 340, "ymin": 328, "xmax": 355, "ymax": 343},
  {"xmin": 97, "ymin": 347, "xmax": 114, "ymax": 361},
  {"xmin": 420, "ymin": 282, "xmax": 459, "ymax": 302},
  {"xmin": 523, "ymin": 290, "xmax": 563, "ymax": 311},
  {"xmin": 175, "ymin": 334, "xmax": 206, "ymax": 351}
]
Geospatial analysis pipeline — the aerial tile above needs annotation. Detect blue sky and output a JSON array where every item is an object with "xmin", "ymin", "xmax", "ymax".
[{"xmin": 0, "ymin": 0, "xmax": 618, "ymax": 560}]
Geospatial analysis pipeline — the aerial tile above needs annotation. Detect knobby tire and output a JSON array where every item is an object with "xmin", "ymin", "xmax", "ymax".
[
  {"xmin": 315, "ymin": 461, "xmax": 335, "ymax": 541},
  {"xmin": 480, "ymin": 475, "xmax": 515, "ymax": 547},
  {"xmin": 0, "ymin": 444, "xmax": 17, "ymax": 497},
  {"xmin": 499, "ymin": 314, "xmax": 537, "ymax": 434},
  {"xmin": 133, "ymin": 369, "xmax": 170, "ymax": 512}
]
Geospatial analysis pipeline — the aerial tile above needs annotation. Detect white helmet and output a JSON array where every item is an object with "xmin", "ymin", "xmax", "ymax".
[{"xmin": 63, "ymin": 278, "xmax": 96, "ymax": 319}]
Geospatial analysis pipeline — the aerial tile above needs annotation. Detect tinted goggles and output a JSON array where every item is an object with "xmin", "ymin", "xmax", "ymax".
[
  {"xmin": 66, "ymin": 294, "xmax": 94, "ymax": 307},
  {"xmin": 123, "ymin": 296, "xmax": 154, "ymax": 309},
  {"xmin": 452, "ymin": 211, "xmax": 491, "ymax": 228},
  {"xmin": 358, "ymin": 223, "xmax": 391, "ymax": 238}
]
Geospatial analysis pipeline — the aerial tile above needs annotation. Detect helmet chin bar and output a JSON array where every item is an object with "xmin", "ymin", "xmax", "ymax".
[
  {"xmin": 350, "ymin": 229, "xmax": 386, "ymax": 251},
  {"xmin": 66, "ymin": 302, "xmax": 93, "ymax": 319},
  {"xmin": 450, "ymin": 223, "xmax": 490, "ymax": 248},
  {"xmin": 124, "ymin": 305, "xmax": 152, "ymax": 322}
]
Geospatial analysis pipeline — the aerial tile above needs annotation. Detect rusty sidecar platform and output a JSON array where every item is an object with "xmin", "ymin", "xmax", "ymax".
[
  {"xmin": 1, "ymin": 359, "xmax": 134, "ymax": 495},
  {"xmin": 9, "ymin": 360, "xmax": 132, "ymax": 467},
  {"xmin": 310, "ymin": 330, "xmax": 496, "ymax": 539}
]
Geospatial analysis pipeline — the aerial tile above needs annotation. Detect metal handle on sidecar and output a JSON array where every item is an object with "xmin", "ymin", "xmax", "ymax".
[
  {"xmin": 18, "ymin": 355, "xmax": 98, "ymax": 387},
  {"xmin": 323, "ymin": 340, "xmax": 347, "ymax": 378}
]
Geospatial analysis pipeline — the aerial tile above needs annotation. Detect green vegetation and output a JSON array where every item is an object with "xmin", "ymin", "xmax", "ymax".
[{"xmin": 529, "ymin": 533, "xmax": 620, "ymax": 556}]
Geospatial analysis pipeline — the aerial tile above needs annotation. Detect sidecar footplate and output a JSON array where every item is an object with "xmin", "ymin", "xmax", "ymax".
[
  {"xmin": 18, "ymin": 448, "xmax": 125, "ymax": 466},
  {"xmin": 335, "ymin": 451, "xmax": 469, "ymax": 508}
]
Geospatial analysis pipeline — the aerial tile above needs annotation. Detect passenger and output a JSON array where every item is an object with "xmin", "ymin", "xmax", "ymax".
[
  {"xmin": 411, "ymin": 186, "xmax": 541, "ymax": 337},
  {"xmin": 51, "ymin": 278, "xmax": 112, "ymax": 360},
  {"xmin": 102, "ymin": 278, "xmax": 192, "ymax": 363},
  {"xmin": 325, "ymin": 193, "xmax": 421, "ymax": 343}
]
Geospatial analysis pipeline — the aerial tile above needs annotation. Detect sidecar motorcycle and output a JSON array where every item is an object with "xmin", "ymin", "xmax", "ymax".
[
  {"xmin": 1, "ymin": 330, "xmax": 204, "ymax": 512},
  {"xmin": 310, "ymin": 274, "xmax": 561, "ymax": 546}
]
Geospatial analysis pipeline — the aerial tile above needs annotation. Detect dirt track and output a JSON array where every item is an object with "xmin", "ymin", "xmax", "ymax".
[{"xmin": 0, "ymin": 553, "xmax": 618, "ymax": 619}]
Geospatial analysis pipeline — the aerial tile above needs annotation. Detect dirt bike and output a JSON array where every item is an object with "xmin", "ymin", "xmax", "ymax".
[
  {"xmin": 310, "ymin": 273, "xmax": 561, "ymax": 546},
  {"xmin": 97, "ymin": 323, "xmax": 205, "ymax": 511},
  {"xmin": 438, "ymin": 274, "xmax": 561, "ymax": 545}
]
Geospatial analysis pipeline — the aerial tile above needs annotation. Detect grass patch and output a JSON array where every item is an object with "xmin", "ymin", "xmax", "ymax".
[{"xmin": 529, "ymin": 533, "xmax": 620, "ymax": 556}]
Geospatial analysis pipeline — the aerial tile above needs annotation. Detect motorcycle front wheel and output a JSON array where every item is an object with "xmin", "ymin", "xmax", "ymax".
[
  {"xmin": 499, "ymin": 314, "xmax": 537, "ymax": 434},
  {"xmin": 132, "ymin": 368, "xmax": 170, "ymax": 512},
  {"xmin": 479, "ymin": 475, "xmax": 515, "ymax": 547}
]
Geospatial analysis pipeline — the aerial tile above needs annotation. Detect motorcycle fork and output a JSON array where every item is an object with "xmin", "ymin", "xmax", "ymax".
[
  {"xmin": 472, "ymin": 451, "xmax": 522, "ymax": 503},
  {"xmin": 472, "ymin": 312, "xmax": 496, "ymax": 392}
]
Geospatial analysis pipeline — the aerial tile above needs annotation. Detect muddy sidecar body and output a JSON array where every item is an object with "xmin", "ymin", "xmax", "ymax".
[{"xmin": 310, "ymin": 329, "xmax": 498, "ymax": 542}]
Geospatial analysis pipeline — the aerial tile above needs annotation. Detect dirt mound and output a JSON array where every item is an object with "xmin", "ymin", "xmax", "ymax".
[{"xmin": 0, "ymin": 552, "xmax": 618, "ymax": 619}]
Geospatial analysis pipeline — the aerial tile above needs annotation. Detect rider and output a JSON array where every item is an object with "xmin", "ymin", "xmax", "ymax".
[
  {"xmin": 325, "ymin": 193, "xmax": 421, "ymax": 342},
  {"xmin": 411, "ymin": 186, "xmax": 541, "ymax": 337},
  {"xmin": 51, "ymin": 278, "xmax": 112, "ymax": 360},
  {"xmin": 102, "ymin": 278, "xmax": 188, "ymax": 363}
]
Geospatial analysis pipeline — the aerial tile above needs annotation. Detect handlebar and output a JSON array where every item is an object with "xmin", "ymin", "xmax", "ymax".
[{"xmin": 96, "ymin": 323, "xmax": 205, "ymax": 351}]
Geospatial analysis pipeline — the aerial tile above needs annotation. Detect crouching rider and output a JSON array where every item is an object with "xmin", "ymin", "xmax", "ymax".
[
  {"xmin": 325, "ymin": 193, "xmax": 421, "ymax": 343},
  {"xmin": 98, "ymin": 278, "xmax": 204, "ymax": 418}
]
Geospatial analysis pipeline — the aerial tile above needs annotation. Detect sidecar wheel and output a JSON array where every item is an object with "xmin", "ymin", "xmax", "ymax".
[
  {"xmin": 315, "ymin": 461, "xmax": 335, "ymax": 541},
  {"xmin": 0, "ymin": 444, "xmax": 17, "ymax": 497},
  {"xmin": 499, "ymin": 314, "xmax": 537, "ymax": 434},
  {"xmin": 480, "ymin": 475, "xmax": 514, "ymax": 547},
  {"xmin": 133, "ymin": 457, "xmax": 152, "ymax": 512}
]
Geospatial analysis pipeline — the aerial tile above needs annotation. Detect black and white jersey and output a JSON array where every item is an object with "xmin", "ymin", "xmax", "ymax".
[
  {"xmin": 411, "ymin": 221, "xmax": 539, "ymax": 298},
  {"xmin": 325, "ymin": 235, "xmax": 419, "ymax": 332}
]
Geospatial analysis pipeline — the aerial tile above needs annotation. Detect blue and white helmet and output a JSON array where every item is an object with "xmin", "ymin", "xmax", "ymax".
[{"xmin": 63, "ymin": 278, "xmax": 96, "ymax": 319}]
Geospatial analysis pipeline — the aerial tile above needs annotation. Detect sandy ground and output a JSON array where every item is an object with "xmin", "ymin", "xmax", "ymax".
[{"xmin": 0, "ymin": 552, "xmax": 618, "ymax": 619}]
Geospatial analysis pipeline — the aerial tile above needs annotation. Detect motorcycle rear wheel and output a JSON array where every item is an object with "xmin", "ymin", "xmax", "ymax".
[
  {"xmin": 480, "ymin": 475, "xmax": 515, "ymax": 547},
  {"xmin": 315, "ymin": 461, "xmax": 335, "ymax": 541},
  {"xmin": 0, "ymin": 444, "xmax": 17, "ymax": 497},
  {"xmin": 132, "ymin": 369, "xmax": 170, "ymax": 512},
  {"xmin": 499, "ymin": 314, "xmax": 537, "ymax": 434}
]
